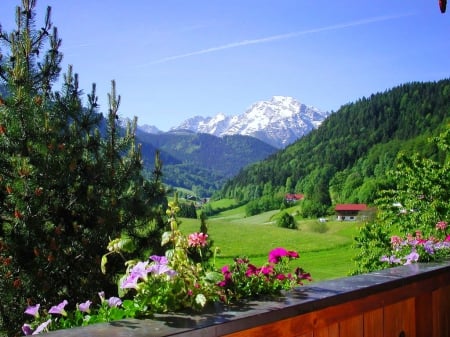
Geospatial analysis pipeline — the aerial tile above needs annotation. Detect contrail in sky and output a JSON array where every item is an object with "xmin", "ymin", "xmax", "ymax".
[{"xmin": 146, "ymin": 14, "xmax": 413, "ymax": 66}]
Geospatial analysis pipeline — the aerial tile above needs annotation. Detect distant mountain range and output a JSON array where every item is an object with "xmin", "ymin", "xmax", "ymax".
[{"xmin": 138, "ymin": 96, "xmax": 331, "ymax": 149}]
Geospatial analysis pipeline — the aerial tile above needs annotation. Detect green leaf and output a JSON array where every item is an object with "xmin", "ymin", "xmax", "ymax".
[{"xmin": 100, "ymin": 254, "xmax": 108, "ymax": 274}]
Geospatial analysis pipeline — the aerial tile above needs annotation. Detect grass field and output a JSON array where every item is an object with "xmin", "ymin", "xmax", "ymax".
[{"xmin": 178, "ymin": 201, "xmax": 363, "ymax": 282}]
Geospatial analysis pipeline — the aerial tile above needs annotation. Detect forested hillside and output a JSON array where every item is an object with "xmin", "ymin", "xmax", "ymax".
[
  {"xmin": 137, "ymin": 130, "xmax": 277, "ymax": 196},
  {"xmin": 218, "ymin": 79, "xmax": 450, "ymax": 216}
]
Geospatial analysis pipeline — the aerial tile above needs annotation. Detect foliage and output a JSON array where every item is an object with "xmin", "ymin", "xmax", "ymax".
[
  {"xmin": 21, "ymin": 202, "xmax": 311, "ymax": 334},
  {"xmin": 178, "ymin": 201, "xmax": 197, "ymax": 218},
  {"xmin": 352, "ymin": 126, "xmax": 450, "ymax": 274},
  {"xmin": 0, "ymin": 2, "xmax": 166, "ymax": 334},
  {"xmin": 218, "ymin": 79, "xmax": 450, "ymax": 217},
  {"xmin": 139, "ymin": 132, "xmax": 277, "ymax": 196},
  {"xmin": 380, "ymin": 225, "xmax": 450, "ymax": 266},
  {"xmin": 277, "ymin": 212, "xmax": 297, "ymax": 229},
  {"xmin": 218, "ymin": 248, "xmax": 311, "ymax": 303}
]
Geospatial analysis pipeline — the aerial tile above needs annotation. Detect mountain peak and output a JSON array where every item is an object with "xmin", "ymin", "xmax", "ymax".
[{"xmin": 170, "ymin": 96, "xmax": 330, "ymax": 148}]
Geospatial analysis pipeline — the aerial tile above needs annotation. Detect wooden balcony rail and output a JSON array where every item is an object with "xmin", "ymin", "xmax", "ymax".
[{"xmin": 46, "ymin": 261, "xmax": 450, "ymax": 337}]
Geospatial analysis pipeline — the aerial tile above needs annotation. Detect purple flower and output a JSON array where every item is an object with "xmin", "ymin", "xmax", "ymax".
[
  {"xmin": 268, "ymin": 247, "xmax": 299, "ymax": 264},
  {"xmin": 33, "ymin": 319, "xmax": 52, "ymax": 334},
  {"xmin": 380, "ymin": 255, "xmax": 402, "ymax": 264},
  {"xmin": 148, "ymin": 255, "xmax": 177, "ymax": 278},
  {"xmin": 404, "ymin": 251, "xmax": 420, "ymax": 265},
  {"xmin": 48, "ymin": 300, "xmax": 68, "ymax": 316},
  {"xmin": 78, "ymin": 300, "xmax": 92, "ymax": 313},
  {"xmin": 98, "ymin": 291, "xmax": 105, "ymax": 302},
  {"xmin": 107, "ymin": 297, "xmax": 122, "ymax": 308},
  {"xmin": 22, "ymin": 324, "xmax": 33, "ymax": 335},
  {"xmin": 423, "ymin": 241, "xmax": 435, "ymax": 255},
  {"xmin": 24, "ymin": 304, "xmax": 40, "ymax": 318},
  {"xmin": 121, "ymin": 261, "xmax": 151, "ymax": 289}
]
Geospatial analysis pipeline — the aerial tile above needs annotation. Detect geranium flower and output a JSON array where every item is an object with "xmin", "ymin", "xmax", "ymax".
[
  {"xmin": 188, "ymin": 232, "xmax": 208, "ymax": 247},
  {"xmin": 24, "ymin": 304, "xmax": 40, "ymax": 318},
  {"xmin": 390, "ymin": 236, "xmax": 402, "ymax": 247},
  {"xmin": 78, "ymin": 300, "xmax": 92, "ymax": 313},
  {"xmin": 436, "ymin": 221, "xmax": 448, "ymax": 231},
  {"xmin": 48, "ymin": 300, "xmax": 68, "ymax": 316}
]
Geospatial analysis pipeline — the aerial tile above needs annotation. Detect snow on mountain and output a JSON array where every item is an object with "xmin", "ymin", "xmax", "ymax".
[{"xmin": 171, "ymin": 96, "xmax": 331, "ymax": 148}]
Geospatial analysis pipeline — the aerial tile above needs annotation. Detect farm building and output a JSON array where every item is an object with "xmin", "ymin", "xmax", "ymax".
[{"xmin": 335, "ymin": 203, "xmax": 368, "ymax": 221}]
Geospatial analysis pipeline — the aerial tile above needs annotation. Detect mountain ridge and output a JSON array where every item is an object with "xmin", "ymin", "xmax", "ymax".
[{"xmin": 137, "ymin": 96, "xmax": 330, "ymax": 149}]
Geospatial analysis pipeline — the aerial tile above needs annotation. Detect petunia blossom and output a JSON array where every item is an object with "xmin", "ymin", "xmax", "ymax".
[
  {"xmin": 121, "ymin": 261, "xmax": 152, "ymax": 289},
  {"xmin": 404, "ymin": 251, "xmax": 420, "ymax": 265},
  {"xmin": 24, "ymin": 304, "xmax": 40, "ymax": 318},
  {"xmin": 48, "ymin": 300, "xmax": 68, "ymax": 316},
  {"xmin": 78, "ymin": 300, "xmax": 92, "ymax": 313},
  {"xmin": 32, "ymin": 319, "xmax": 52, "ymax": 335},
  {"xmin": 148, "ymin": 255, "xmax": 177, "ymax": 278},
  {"xmin": 22, "ymin": 324, "xmax": 33, "ymax": 336},
  {"xmin": 268, "ymin": 247, "xmax": 299, "ymax": 264},
  {"xmin": 107, "ymin": 297, "xmax": 122, "ymax": 308}
]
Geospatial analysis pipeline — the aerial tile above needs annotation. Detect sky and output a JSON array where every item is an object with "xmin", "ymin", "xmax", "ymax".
[{"xmin": 1, "ymin": 1, "xmax": 449, "ymax": 131}]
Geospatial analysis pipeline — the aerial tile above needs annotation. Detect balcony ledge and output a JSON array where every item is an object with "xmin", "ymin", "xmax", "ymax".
[{"xmin": 46, "ymin": 260, "xmax": 450, "ymax": 336}]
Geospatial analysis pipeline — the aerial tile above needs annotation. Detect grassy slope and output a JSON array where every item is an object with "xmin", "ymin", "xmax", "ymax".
[{"xmin": 178, "ymin": 203, "xmax": 362, "ymax": 282}]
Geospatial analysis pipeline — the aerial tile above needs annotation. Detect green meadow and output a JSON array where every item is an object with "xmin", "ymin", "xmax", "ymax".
[{"xmin": 178, "ymin": 199, "xmax": 363, "ymax": 282}]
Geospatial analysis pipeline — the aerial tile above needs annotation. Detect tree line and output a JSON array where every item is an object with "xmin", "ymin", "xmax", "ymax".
[{"xmin": 217, "ymin": 79, "xmax": 450, "ymax": 217}]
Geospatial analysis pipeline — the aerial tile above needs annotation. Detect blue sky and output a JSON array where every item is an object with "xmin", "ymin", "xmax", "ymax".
[{"xmin": 1, "ymin": 1, "xmax": 449, "ymax": 131}]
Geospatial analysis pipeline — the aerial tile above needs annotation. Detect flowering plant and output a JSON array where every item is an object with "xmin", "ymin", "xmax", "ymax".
[
  {"xmin": 21, "ymin": 201, "xmax": 311, "ymax": 334},
  {"xmin": 218, "ymin": 247, "xmax": 312, "ymax": 303},
  {"xmin": 381, "ymin": 221, "xmax": 450, "ymax": 266},
  {"xmin": 21, "ymin": 292, "xmax": 134, "ymax": 335}
]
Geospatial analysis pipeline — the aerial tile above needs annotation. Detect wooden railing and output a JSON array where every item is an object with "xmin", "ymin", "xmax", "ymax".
[{"xmin": 47, "ymin": 261, "xmax": 450, "ymax": 337}]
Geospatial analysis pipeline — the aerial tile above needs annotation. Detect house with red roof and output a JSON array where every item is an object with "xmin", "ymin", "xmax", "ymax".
[
  {"xmin": 335, "ymin": 204, "xmax": 368, "ymax": 221},
  {"xmin": 285, "ymin": 193, "xmax": 304, "ymax": 203}
]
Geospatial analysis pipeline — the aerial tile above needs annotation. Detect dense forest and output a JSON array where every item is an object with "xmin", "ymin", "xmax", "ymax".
[
  {"xmin": 137, "ymin": 131, "xmax": 277, "ymax": 196},
  {"xmin": 217, "ymin": 79, "xmax": 450, "ymax": 216}
]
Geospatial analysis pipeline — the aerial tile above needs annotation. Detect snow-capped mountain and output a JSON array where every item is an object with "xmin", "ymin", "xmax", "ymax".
[{"xmin": 170, "ymin": 96, "xmax": 331, "ymax": 148}]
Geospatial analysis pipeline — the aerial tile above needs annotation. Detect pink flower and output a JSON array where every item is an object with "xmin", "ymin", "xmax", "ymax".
[
  {"xmin": 260, "ymin": 265, "xmax": 274, "ymax": 275},
  {"xmin": 276, "ymin": 274, "xmax": 287, "ymax": 280},
  {"xmin": 49, "ymin": 300, "xmax": 68, "ymax": 316},
  {"xmin": 218, "ymin": 265, "xmax": 232, "ymax": 287},
  {"xmin": 268, "ymin": 247, "xmax": 299, "ymax": 263},
  {"xmin": 24, "ymin": 304, "xmax": 40, "ymax": 318},
  {"xmin": 188, "ymin": 232, "xmax": 208, "ymax": 247},
  {"xmin": 245, "ymin": 264, "xmax": 259, "ymax": 277},
  {"xmin": 436, "ymin": 221, "xmax": 448, "ymax": 231},
  {"xmin": 390, "ymin": 235, "xmax": 402, "ymax": 247}
]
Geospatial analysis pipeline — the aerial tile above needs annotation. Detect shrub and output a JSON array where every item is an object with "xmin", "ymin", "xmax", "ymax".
[{"xmin": 277, "ymin": 212, "xmax": 298, "ymax": 229}]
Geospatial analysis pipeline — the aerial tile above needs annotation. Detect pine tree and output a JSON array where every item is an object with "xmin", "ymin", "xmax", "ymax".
[{"xmin": 0, "ymin": 1, "xmax": 166, "ymax": 334}]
